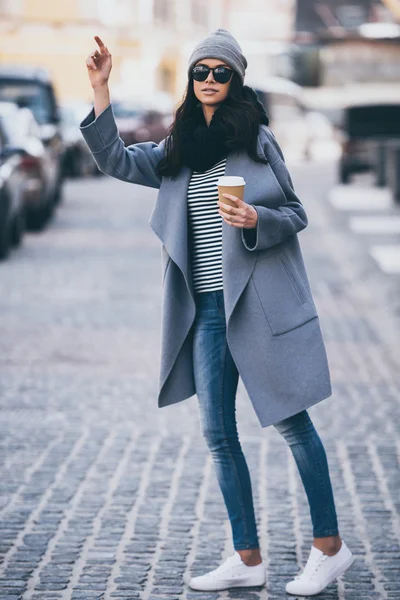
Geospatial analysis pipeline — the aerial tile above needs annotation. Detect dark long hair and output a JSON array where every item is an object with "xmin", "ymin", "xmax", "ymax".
[{"xmin": 156, "ymin": 72, "xmax": 270, "ymax": 179}]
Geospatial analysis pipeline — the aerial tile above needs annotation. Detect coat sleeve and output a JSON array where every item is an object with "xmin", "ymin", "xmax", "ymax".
[
  {"xmin": 79, "ymin": 102, "xmax": 166, "ymax": 189},
  {"xmin": 241, "ymin": 126, "xmax": 308, "ymax": 252}
]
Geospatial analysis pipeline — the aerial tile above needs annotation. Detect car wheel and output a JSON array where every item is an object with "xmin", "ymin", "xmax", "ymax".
[
  {"xmin": 53, "ymin": 177, "xmax": 64, "ymax": 205},
  {"xmin": 26, "ymin": 203, "xmax": 52, "ymax": 231},
  {"xmin": 0, "ymin": 195, "xmax": 12, "ymax": 260},
  {"xmin": 63, "ymin": 151, "xmax": 80, "ymax": 178},
  {"xmin": 70, "ymin": 151, "xmax": 83, "ymax": 178},
  {"xmin": 11, "ymin": 208, "xmax": 25, "ymax": 247},
  {"xmin": 0, "ymin": 217, "xmax": 11, "ymax": 260},
  {"xmin": 339, "ymin": 165, "xmax": 351, "ymax": 184}
]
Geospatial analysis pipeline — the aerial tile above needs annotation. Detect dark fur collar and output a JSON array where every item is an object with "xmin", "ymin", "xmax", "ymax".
[{"xmin": 179, "ymin": 86, "xmax": 269, "ymax": 172}]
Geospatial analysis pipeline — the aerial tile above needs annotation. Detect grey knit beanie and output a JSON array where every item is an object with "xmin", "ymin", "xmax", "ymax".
[{"xmin": 187, "ymin": 28, "xmax": 247, "ymax": 83}]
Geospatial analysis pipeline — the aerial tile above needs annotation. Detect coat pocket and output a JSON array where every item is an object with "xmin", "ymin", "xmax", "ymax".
[{"xmin": 251, "ymin": 251, "xmax": 318, "ymax": 336}]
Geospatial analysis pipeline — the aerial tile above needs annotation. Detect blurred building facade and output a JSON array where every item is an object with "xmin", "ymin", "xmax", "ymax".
[
  {"xmin": 0, "ymin": 0, "xmax": 300, "ymax": 108},
  {"xmin": 225, "ymin": 0, "xmax": 295, "ymax": 84},
  {"xmin": 0, "ymin": 0, "xmax": 233, "ymax": 108},
  {"xmin": 291, "ymin": 0, "xmax": 400, "ymax": 86},
  {"xmin": 5, "ymin": 0, "xmax": 398, "ymax": 110}
]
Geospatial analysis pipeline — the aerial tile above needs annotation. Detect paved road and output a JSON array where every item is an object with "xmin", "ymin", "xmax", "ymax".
[{"xmin": 0, "ymin": 159, "xmax": 399, "ymax": 600}]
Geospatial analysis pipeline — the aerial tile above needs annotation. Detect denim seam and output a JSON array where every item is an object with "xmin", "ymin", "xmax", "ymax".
[
  {"xmin": 314, "ymin": 452, "xmax": 329, "ymax": 536},
  {"xmin": 282, "ymin": 417, "xmax": 338, "ymax": 538},
  {"xmin": 219, "ymin": 340, "xmax": 255, "ymax": 550},
  {"xmin": 311, "ymin": 441, "xmax": 338, "ymax": 538}
]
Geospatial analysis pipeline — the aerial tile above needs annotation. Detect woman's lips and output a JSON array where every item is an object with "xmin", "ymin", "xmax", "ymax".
[{"xmin": 202, "ymin": 90, "xmax": 217, "ymax": 94}]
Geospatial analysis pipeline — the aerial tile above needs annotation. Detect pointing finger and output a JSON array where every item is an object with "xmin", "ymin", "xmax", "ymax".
[
  {"xmin": 94, "ymin": 35, "xmax": 105, "ymax": 48},
  {"xmin": 94, "ymin": 35, "xmax": 109, "ymax": 54}
]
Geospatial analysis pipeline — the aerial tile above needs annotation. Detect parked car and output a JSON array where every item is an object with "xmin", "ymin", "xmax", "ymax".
[
  {"xmin": 0, "ymin": 65, "xmax": 65, "ymax": 228},
  {"xmin": 338, "ymin": 102, "xmax": 400, "ymax": 184},
  {"xmin": 245, "ymin": 76, "xmax": 311, "ymax": 161},
  {"xmin": 0, "ymin": 102, "xmax": 30, "ymax": 259},
  {"xmin": 112, "ymin": 100, "xmax": 173, "ymax": 146},
  {"xmin": 60, "ymin": 101, "xmax": 99, "ymax": 177},
  {"xmin": 0, "ymin": 101, "xmax": 59, "ymax": 234}
]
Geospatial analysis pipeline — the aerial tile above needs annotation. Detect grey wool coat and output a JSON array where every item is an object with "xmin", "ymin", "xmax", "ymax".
[{"xmin": 80, "ymin": 103, "xmax": 332, "ymax": 428}]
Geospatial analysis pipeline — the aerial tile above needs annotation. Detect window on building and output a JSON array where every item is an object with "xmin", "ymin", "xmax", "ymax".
[
  {"xmin": 191, "ymin": 0, "xmax": 208, "ymax": 27},
  {"xmin": 0, "ymin": 0, "xmax": 22, "ymax": 15},
  {"xmin": 154, "ymin": 0, "xmax": 173, "ymax": 22},
  {"xmin": 158, "ymin": 64, "xmax": 175, "ymax": 95}
]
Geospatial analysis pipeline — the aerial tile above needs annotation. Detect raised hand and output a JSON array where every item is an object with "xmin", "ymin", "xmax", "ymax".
[{"xmin": 86, "ymin": 35, "xmax": 112, "ymax": 89}]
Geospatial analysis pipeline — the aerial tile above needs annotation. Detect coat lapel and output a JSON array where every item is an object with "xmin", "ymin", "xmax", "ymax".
[
  {"xmin": 149, "ymin": 164, "xmax": 194, "ymax": 301},
  {"xmin": 221, "ymin": 149, "xmax": 259, "ymax": 324},
  {"xmin": 148, "ymin": 139, "xmax": 267, "ymax": 322}
]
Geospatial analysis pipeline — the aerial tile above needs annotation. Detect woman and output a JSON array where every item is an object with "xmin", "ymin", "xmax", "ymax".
[{"xmin": 80, "ymin": 29, "xmax": 355, "ymax": 596}]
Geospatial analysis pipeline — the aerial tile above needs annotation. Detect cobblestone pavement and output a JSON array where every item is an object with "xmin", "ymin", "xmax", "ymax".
[{"xmin": 0, "ymin": 159, "xmax": 399, "ymax": 600}]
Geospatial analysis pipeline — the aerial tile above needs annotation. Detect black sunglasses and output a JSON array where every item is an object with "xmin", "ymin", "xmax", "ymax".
[{"xmin": 191, "ymin": 65, "xmax": 234, "ymax": 84}]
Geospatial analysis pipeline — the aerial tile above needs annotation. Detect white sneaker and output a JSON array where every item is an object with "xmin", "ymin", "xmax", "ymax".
[
  {"xmin": 286, "ymin": 539, "xmax": 355, "ymax": 596},
  {"xmin": 189, "ymin": 551, "xmax": 266, "ymax": 591}
]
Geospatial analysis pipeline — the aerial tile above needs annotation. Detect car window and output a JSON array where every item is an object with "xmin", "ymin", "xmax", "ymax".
[
  {"xmin": 0, "ymin": 80, "xmax": 55, "ymax": 125},
  {"xmin": 0, "ymin": 123, "xmax": 5, "ymax": 153},
  {"xmin": 346, "ymin": 105, "xmax": 400, "ymax": 138},
  {"xmin": 113, "ymin": 102, "xmax": 142, "ymax": 119},
  {"xmin": 60, "ymin": 104, "xmax": 92, "ymax": 125},
  {"xmin": 60, "ymin": 106, "xmax": 77, "ymax": 125},
  {"xmin": 0, "ymin": 114, "xmax": 14, "ymax": 145},
  {"xmin": 269, "ymin": 92, "xmax": 304, "ymax": 121},
  {"xmin": 1, "ymin": 107, "xmax": 40, "ymax": 145}
]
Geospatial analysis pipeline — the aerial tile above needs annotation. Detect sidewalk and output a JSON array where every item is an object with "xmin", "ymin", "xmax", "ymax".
[{"xmin": 0, "ymin": 160, "xmax": 399, "ymax": 599}]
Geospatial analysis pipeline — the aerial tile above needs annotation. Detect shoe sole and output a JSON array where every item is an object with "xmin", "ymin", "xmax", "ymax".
[
  {"xmin": 286, "ymin": 552, "xmax": 356, "ymax": 596},
  {"xmin": 189, "ymin": 575, "xmax": 266, "ymax": 591}
]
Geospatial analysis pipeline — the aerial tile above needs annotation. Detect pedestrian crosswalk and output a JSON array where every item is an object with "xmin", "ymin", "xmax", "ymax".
[
  {"xmin": 348, "ymin": 216, "xmax": 400, "ymax": 235},
  {"xmin": 328, "ymin": 183, "xmax": 400, "ymax": 274},
  {"xmin": 329, "ymin": 185, "xmax": 392, "ymax": 211},
  {"xmin": 369, "ymin": 245, "xmax": 400, "ymax": 274}
]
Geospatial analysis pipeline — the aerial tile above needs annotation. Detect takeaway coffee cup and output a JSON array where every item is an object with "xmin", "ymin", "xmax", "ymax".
[{"xmin": 217, "ymin": 176, "xmax": 246, "ymax": 213}]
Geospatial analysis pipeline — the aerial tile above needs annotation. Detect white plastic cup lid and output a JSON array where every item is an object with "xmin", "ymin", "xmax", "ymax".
[{"xmin": 217, "ymin": 176, "xmax": 246, "ymax": 186}]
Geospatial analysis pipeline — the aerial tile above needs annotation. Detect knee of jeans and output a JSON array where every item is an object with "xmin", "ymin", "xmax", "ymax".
[
  {"xmin": 202, "ymin": 424, "xmax": 223, "ymax": 448},
  {"xmin": 274, "ymin": 410, "xmax": 314, "ymax": 445},
  {"xmin": 201, "ymin": 424, "xmax": 237, "ymax": 453}
]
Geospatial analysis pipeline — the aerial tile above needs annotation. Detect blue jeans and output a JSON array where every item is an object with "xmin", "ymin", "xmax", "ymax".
[{"xmin": 192, "ymin": 289, "xmax": 339, "ymax": 551}]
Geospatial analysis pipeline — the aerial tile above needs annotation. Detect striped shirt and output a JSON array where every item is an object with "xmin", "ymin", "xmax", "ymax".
[{"xmin": 187, "ymin": 157, "xmax": 227, "ymax": 294}]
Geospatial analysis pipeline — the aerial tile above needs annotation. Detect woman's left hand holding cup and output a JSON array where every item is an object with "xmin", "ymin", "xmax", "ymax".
[{"xmin": 217, "ymin": 194, "xmax": 258, "ymax": 229}]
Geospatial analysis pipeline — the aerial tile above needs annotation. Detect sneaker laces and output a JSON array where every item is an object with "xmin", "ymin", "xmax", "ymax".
[{"xmin": 295, "ymin": 554, "xmax": 328, "ymax": 580}]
